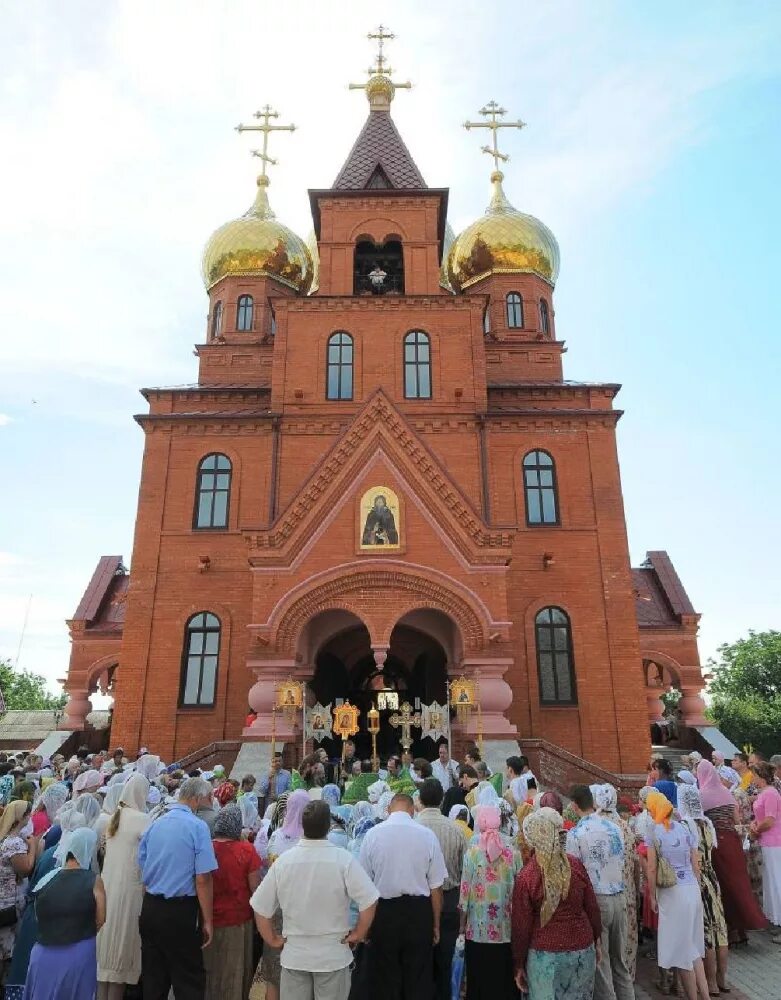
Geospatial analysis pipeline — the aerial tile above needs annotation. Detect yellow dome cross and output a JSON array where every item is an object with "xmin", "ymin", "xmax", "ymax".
[
  {"xmin": 464, "ymin": 101, "xmax": 526, "ymax": 175},
  {"xmin": 236, "ymin": 105, "xmax": 296, "ymax": 185}
]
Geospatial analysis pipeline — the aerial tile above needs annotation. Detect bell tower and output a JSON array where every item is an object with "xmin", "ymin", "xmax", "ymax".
[{"xmin": 309, "ymin": 27, "xmax": 448, "ymax": 298}]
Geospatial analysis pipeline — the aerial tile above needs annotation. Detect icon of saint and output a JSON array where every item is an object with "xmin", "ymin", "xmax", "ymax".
[{"xmin": 362, "ymin": 494, "xmax": 399, "ymax": 546}]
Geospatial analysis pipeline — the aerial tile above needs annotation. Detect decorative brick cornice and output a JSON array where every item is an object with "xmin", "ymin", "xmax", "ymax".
[{"xmin": 282, "ymin": 296, "xmax": 480, "ymax": 314}]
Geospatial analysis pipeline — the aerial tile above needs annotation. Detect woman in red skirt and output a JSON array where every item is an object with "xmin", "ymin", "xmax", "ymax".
[{"xmin": 697, "ymin": 761, "xmax": 768, "ymax": 945}]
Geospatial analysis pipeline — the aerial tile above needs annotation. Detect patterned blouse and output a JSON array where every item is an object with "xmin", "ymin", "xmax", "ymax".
[{"xmin": 459, "ymin": 843, "xmax": 522, "ymax": 944}]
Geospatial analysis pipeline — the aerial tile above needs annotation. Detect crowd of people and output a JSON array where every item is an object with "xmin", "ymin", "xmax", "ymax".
[{"xmin": 0, "ymin": 741, "xmax": 777, "ymax": 1000}]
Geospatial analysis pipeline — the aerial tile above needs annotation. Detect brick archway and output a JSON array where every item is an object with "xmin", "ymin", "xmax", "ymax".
[{"xmin": 268, "ymin": 564, "xmax": 490, "ymax": 657}]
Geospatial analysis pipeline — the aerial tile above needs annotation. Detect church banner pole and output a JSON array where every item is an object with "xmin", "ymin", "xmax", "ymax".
[{"xmin": 302, "ymin": 682, "xmax": 306, "ymax": 763}]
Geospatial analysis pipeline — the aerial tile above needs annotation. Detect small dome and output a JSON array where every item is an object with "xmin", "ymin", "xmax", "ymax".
[
  {"xmin": 202, "ymin": 177, "xmax": 313, "ymax": 293},
  {"xmin": 448, "ymin": 171, "xmax": 559, "ymax": 291}
]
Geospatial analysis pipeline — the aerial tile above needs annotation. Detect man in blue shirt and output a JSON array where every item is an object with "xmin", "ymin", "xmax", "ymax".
[
  {"xmin": 258, "ymin": 751, "xmax": 292, "ymax": 810},
  {"xmin": 138, "ymin": 776, "xmax": 218, "ymax": 1000}
]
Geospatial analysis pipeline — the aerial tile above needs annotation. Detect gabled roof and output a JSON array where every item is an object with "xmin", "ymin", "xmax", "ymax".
[
  {"xmin": 633, "ymin": 551, "xmax": 698, "ymax": 628},
  {"xmin": 332, "ymin": 111, "xmax": 426, "ymax": 190},
  {"xmin": 73, "ymin": 556, "xmax": 128, "ymax": 629}
]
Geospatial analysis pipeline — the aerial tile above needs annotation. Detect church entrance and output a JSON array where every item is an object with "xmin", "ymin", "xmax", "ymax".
[{"xmin": 307, "ymin": 615, "xmax": 448, "ymax": 763}]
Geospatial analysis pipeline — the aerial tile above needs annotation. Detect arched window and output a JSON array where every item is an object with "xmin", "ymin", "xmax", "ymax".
[
  {"xmin": 180, "ymin": 612, "xmax": 221, "ymax": 707},
  {"xmin": 539, "ymin": 298, "xmax": 550, "ymax": 336},
  {"xmin": 404, "ymin": 331, "xmax": 432, "ymax": 399},
  {"xmin": 236, "ymin": 295, "xmax": 253, "ymax": 331},
  {"xmin": 523, "ymin": 450, "xmax": 559, "ymax": 525},
  {"xmin": 193, "ymin": 454, "xmax": 231, "ymax": 529},
  {"xmin": 535, "ymin": 607, "xmax": 577, "ymax": 705},
  {"xmin": 326, "ymin": 332, "xmax": 353, "ymax": 400},
  {"xmin": 210, "ymin": 301, "xmax": 223, "ymax": 339},
  {"xmin": 506, "ymin": 293, "xmax": 524, "ymax": 328}
]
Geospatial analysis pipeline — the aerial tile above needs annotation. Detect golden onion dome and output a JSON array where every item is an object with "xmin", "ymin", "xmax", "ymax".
[
  {"xmin": 448, "ymin": 171, "xmax": 560, "ymax": 291},
  {"xmin": 439, "ymin": 222, "xmax": 456, "ymax": 293},
  {"xmin": 201, "ymin": 176, "xmax": 313, "ymax": 293}
]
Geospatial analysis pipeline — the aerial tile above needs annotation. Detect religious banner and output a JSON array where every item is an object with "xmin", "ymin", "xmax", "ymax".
[
  {"xmin": 332, "ymin": 701, "xmax": 361, "ymax": 739},
  {"xmin": 420, "ymin": 701, "xmax": 448, "ymax": 742},
  {"xmin": 449, "ymin": 676, "xmax": 477, "ymax": 724},
  {"xmin": 306, "ymin": 702, "xmax": 333, "ymax": 742},
  {"xmin": 275, "ymin": 678, "xmax": 303, "ymax": 723}
]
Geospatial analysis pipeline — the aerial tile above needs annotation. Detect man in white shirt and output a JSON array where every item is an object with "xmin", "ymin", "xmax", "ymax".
[
  {"xmin": 252, "ymin": 800, "xmax": 379, "ymax": 1000},
  {"xmin": 566, "ymin": 785, "xmax": 635, "ymax": 1000},
  {"xmin": 505, "ymin": 754, "xmax": 537, "ymax": 804},
  {"xmin": 431, "ymin": 742, "xmax": 459, "ymax": 792},
  {"xmin": 360, "ymin": 793, "xmax": 448, "ymax": 1000}
]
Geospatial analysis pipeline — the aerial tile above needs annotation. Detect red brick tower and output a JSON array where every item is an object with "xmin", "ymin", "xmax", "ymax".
[{"xmin": 61, "ymin": 31, "xmax": 710, "ymax": 787}]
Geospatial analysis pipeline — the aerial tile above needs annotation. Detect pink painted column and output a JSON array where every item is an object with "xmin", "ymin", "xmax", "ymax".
[
  {"xmin": 459, "ymin": 658, "xmax": 517, "ymax": 738},
  {"xmin": 678, "ymin": 684, "xmax": 708, "ymax": 728},
  {"xmin": 244, "ymin": 660, "xmax": 304, "ymax": 740},
  {"xmin": 61, "ymin": 689, "xmax": 93, "ymax": 730}
]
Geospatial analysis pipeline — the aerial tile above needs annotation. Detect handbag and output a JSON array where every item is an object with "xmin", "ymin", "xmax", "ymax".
[
  {"xmin": 0, "ymin": 905, "xmax": 17, "ymax": 928},
  {"xmin": 653, "ymin": 833, "xmax": 678, "ymax": 889}
]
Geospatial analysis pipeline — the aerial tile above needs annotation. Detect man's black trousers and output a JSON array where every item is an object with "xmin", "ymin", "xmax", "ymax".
[{"xmin": 139, "ymin": 893, "xmax": 205, "ymax": 1000}]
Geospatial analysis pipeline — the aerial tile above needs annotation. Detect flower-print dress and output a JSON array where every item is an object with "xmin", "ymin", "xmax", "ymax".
[
  {"xmin": 459, "ymin": 844, "xmax": 522, "ymax": 942},
  {"xmin": 0, "ymin": 836, "xmax": 27, "ymax": 960}
]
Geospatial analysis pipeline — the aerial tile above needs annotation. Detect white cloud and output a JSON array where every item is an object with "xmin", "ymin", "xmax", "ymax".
[{"xmin": 0, "ymin": 415, "xmax": 12, "ymax": 427}]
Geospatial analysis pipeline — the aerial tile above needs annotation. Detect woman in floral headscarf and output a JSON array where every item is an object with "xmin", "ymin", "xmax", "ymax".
[
  {"xmin": 512, "ymin": 807, "xmax": 601, "ymax": 999},
  {"xmin": 458, "ymin": 805, "xmax": 521, "ymax": 999}
]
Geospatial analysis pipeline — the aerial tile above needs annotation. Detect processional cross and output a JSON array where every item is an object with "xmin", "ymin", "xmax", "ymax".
[
  {"xmin": 236, "ymin": 105, "xmax": 296, "ymax": 181},
  {"xmin": 389, "ymin": 701, "xmax": 422, "ymax": 751},
  {"xmin": 464, "ymin": 101, "xmax": 526, "ymax": 173}
]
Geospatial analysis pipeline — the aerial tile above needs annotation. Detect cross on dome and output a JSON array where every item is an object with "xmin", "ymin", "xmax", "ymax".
[
  {"xmin": 464, "ymin": 100, "xmax": 526, "ymax": 177},
  {"xmin": 349, "ymin": 24, "xmax": 412, "ymax": 111},
  {"xmin": 236, "ymin": 104, "xmax": 296, "ymax": 187}
]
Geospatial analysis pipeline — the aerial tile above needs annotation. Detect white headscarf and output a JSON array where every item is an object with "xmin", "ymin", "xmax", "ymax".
[
  {"xmin": 101, "ymin": 783, "xmax": 125, "ymax": 817},
  {"xmin": 38, "ymin": 782, "xmax": 69, "ymax": 820},
  {"xmin": 678, "ymin": 784, "xmax": 718, "ymax": 847},
  {"xmin": 593, "ymin": 783, "xmax": 619, "ymax": 818},
  {"xmin": 135, "ymin": 755, "xmax": 161, "ymax": 782},
  {"xmin": 676, "ymin": 770, "xmax": 697, "ymax": 786},
  {"xmin": 718, "ymin": 766, "xmax": 741, "ymax": 791},
  {"xmin": 37, "ymin": 828, "xmax": 97, "ymax": 893},
  {"xmin": 239, "ymin": 793, "xmax": 260, "ymax": 832},
  {"xmin": 121, "ymin": 773, "xmax": 151, "ymax": 812}
]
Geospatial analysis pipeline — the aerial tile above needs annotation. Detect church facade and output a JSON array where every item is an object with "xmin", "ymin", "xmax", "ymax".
[{"xmin": 61, "ymin": 40, "xmax": 708, "ymax": 783}]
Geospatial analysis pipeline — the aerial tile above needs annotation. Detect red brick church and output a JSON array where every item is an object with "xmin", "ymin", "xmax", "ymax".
[{"xmin": 61, "ymin": 34, "xmax": 709, "ymax": 785}]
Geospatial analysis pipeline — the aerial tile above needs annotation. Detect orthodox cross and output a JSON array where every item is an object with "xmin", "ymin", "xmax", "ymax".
[
  {"xmin": 389, "ymin": 701, "xmax": 422, "ymax": 751},
  {"xmin": 464, "ymin": 101, "xmax": 526, "ymax": 173},
  {"xmin": 367, "ymin": 24, "xmax": 394, "ymax": 76},
  {"xmin": 349, "ymin": 24, "xmax": 411, "ymax": 104},
  {"xmin": 236, "ymin": 105, "xmax": 296, "ymax": 182}
]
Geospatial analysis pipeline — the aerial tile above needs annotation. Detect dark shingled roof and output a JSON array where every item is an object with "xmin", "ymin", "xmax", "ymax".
[
  {"xmin": 633, "ymin": 551, "xmax": 697, "ymax": 628},
  {"xmin": 332, "ymin": 111, "xmax": 426, "ymax": 190}
]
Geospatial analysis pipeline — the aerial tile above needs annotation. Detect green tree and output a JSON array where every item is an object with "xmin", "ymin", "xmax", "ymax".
[
  {"xmin": 0, "ymin": 659, "xmax": 67, "ymax": 712},
  {"xmin": 707, "ymin": 630, "xmax": 781, "ymax": 757}
]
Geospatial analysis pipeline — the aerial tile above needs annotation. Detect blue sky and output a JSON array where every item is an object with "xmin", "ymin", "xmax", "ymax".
[{"xmin": 1, "ymin": 1, "xmax": 779, "ymax": 693}]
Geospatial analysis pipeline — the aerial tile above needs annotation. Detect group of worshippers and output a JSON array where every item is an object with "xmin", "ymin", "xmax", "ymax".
[
  {"xmin": 630, "ymin": 748, "xmax": 781, "ymax": 998},
  {"xmin": 0, "ymin": 739, "xmax": 778, "ymax": 1000}
]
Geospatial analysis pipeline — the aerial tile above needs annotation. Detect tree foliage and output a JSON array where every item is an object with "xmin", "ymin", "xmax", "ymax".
[
  {"xmin": 0, "ymin": 659, "xmax": 67, "ymax": 712},
  {"xmin": 707, "ymin": 631, "xmax": 781, "ymax": 757}
]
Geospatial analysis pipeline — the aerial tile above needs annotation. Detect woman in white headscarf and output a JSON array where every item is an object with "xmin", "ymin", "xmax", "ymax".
[
  {"xmin": 134, "ymin": 754, "xmax": 161, "ymax": 783},
  {"xmin": 30, "ymin": 783, "xmax": 68, "ymax": 839},
  {"xmin": 25, "ymin": 828, "xmax": 106, "ymax": 1000},
  {"xmin": 96, "ymin": 774, "xmax": 151, "ymax": 1000},
  {"xmin": 594, "ymin": 783, "xmax": 639, "ymax": 980},
  {"xmin": 93, "ymin": 784, "xmax": 126, "ymax": 858},
  {"xmin": 678, "ymin": 784, "xmax": 729, "ymax": 994}
]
